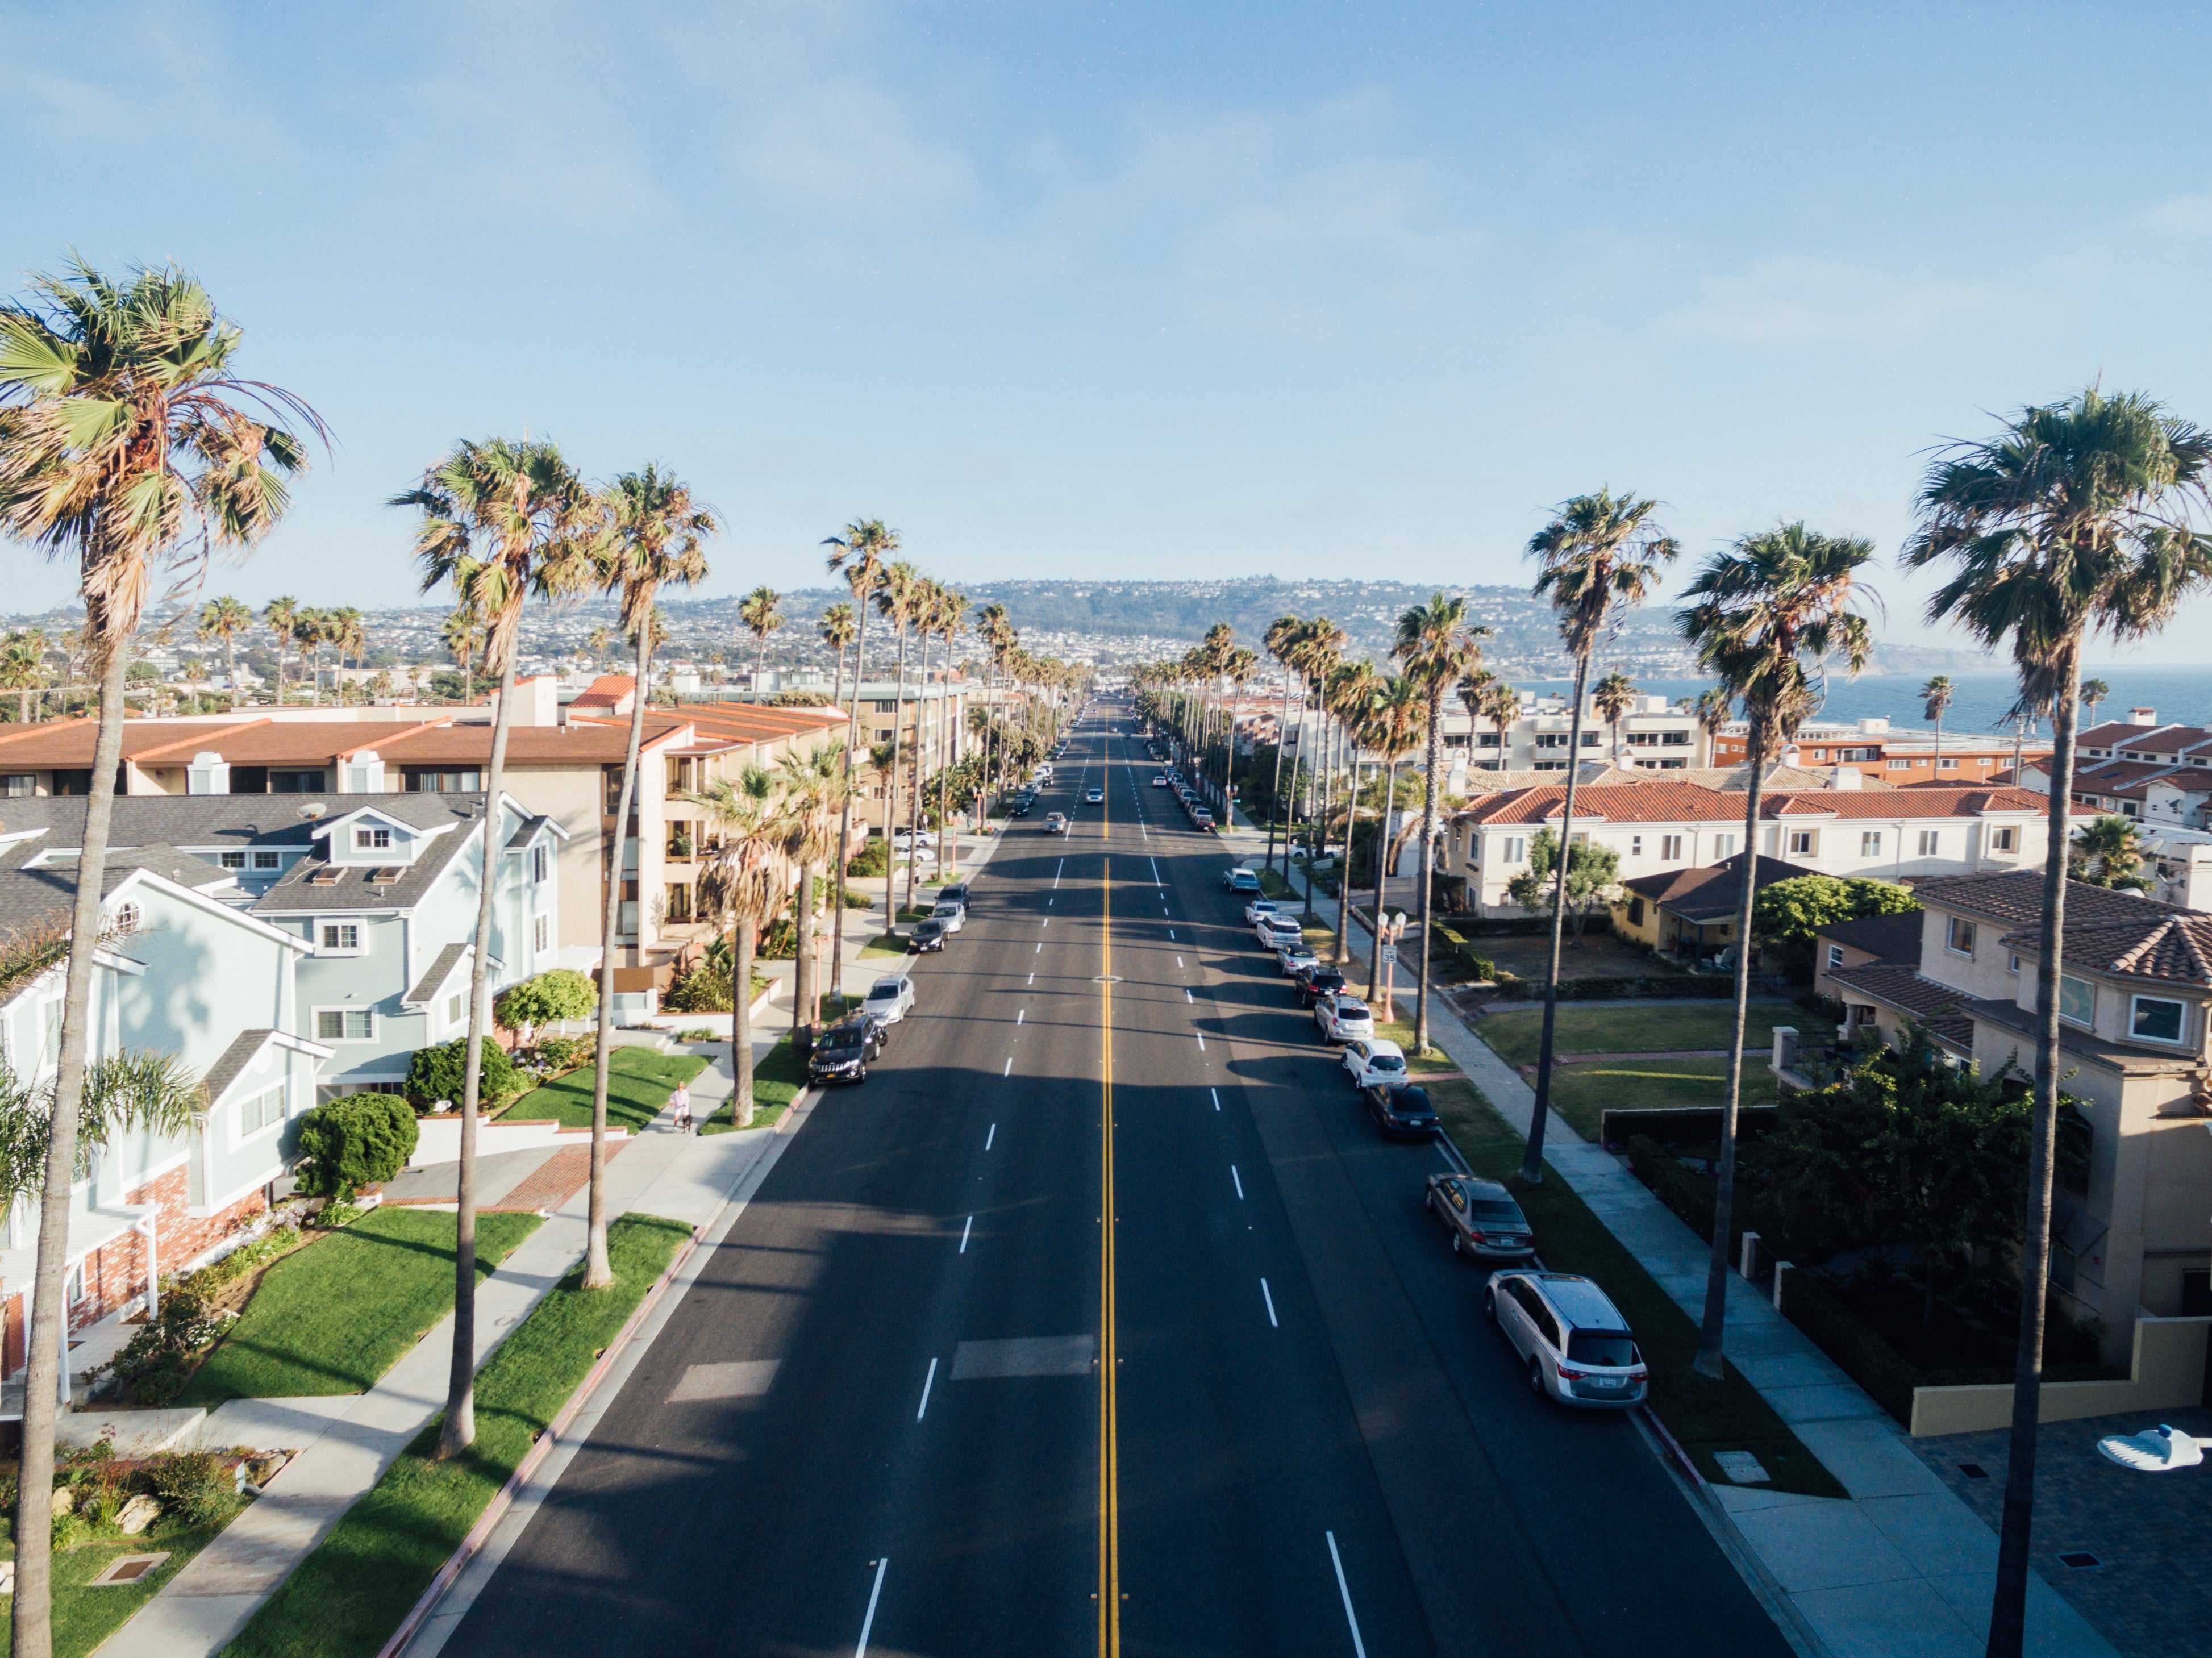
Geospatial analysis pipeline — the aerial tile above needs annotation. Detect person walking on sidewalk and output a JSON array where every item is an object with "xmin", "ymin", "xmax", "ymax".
[{"xmin": 670, "ymin": 1080, "xmax": 693, "ymax": 1135}]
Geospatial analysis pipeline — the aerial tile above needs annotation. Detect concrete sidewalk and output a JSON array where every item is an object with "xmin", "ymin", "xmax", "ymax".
[
  {"xmin": 109, "ymin": 1043, "xmax": 792, "ymax": 1658},
  {"xmin": 1219, "ymin": 821, "xmax": 2116, "ymax": 1658}
]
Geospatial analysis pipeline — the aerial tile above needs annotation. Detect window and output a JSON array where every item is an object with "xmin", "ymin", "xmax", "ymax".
[
  {"xmin": 873, "ymin": 699, "xmax": 898, "ymax": 713},
  {"xmin": 1534, "ymin": 733, "xmax": 1568, "ymax": 749},
  {"xmin": 446, "ymin": 991, "xmax": 464, "ymax": 1024},
  {"xmin": 1629, "ymin": 836, "xmax": 1643, "ymax": 857},
  {"xmin": 1476, "ymin": 732, "xmax": 1502, "ymax": 748},
  {"xmin": 406, "ymin": 766, "xmax": 481, "ymax": 793},
  {"xmin": 665, "ymin": 882, "xmax": 694, "ymax": 923},
  {"xmin": 1532, "ymin": 760, "xmax": 1567, "ymax": 772},
  {"xmin": 270, "ymin": 769, "xmax": 327, "ymax": 793},
  {"xmin": 1579, "ymin": 732, "xmax": 1600, "ymax": 747},
  {"xmin": 237, "ymin": 1084, "xmax": 286, "ymax": 1138},
  {"xmin": 1827, "ymin": 944, "xmax": 1845, "ymax": 969},
  {"xmin": 353, "ymin": 827, "xmax": 391, "ymax": 851},
  {"xmin": 220, "ymin": 851, "xmax": 247, "ymax": 869},
  {"xmin": 1626, "ymin": 731, "xmax": 1659, "ymax": 746},
  {"xmin": 319, "ymin": 922, "xmax": 362, "ymax": 953},
  {"xmin": 1946, "ymin": 917, "xmax": 1976, "ymax": 956},
  {"xmin": 2130, "ymin": 995, "xmax": 2186, "ymax": 1044},
  {"xmin": 111, "ymin": 902, "xmax": 140, "ymax": 934},
  {"xmin": 66, "ymin": 1263, "xmax": 84, "ymax": 1307},
  {"xmin": 1502, "ymin": 837, "xmax": 1527, "ymax": 862},
  {"xmin": 253, "ymin": 851, "xmax": 281, "ymax": 870},
  {"xmin": 1991, "ymin": 826, "xmax": 2018, "ymax": 853},
  {"xmin": 1860, "ymin": 831, "xmax": 1882, "ymax": 857},
  {"xmin": 532, "ymin": 844, "xmax": 549, "ymax": 883},
  {"xmin": 1661, "ymin": 731, "xmax": 1690, "ymax": 746},
  {"xmin": 1918, "ymin": 830, "xmax": 1939, "ymax": 856},
  {"xmin": 0, "ymin": 775, "xmax": 32, "ymax": 797},
  {"xmin": 1939, "ymin": 757, "xmax": 1959, "ymax": 770},
  {"xmin": 2008, "ymin": 952, "xmax": 2021, "ymax": 974},
  {"xmin": 535, "ymin": 914, "xmax": 550, "ymax": 952},
  {"xmin": 1627, "ymin": 898, "xmax": 1645, "ymax": 926},
  {"xmin": 1788, "ymin": 830, "xmax": 1816, "ymax": 856},
  {"xmin": 1660, "ymin": 835, "xmax": 1684, "ymax": 860},
  {"xmin": 1713, "ymin": 834, "xmax": 1736, "ymax": 859},
  {"xmin": 314, "ymin": 1007, "xmax": 376, "ymax": 1042},
  {"xmin": 2059, "ymin": 974, "xmax": 2095, "ymax": 1027},
  {"xmin": 1888, "ymin": 759, "xmax": 1913, "ymax": 770}
]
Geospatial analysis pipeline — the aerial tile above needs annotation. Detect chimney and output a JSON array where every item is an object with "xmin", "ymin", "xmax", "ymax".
[
  {"xmin": 185, "ymin": 751, "xmax": 231, "ymax": 795},
  {"xmin": 2128, "ymin": 707, "xmax": 2157, "ymax": 726},
  {"xmin": 1826, "ymin": 765, "xmax": 1863, "ymax": 791},
  {"xmin": 343, "ymin": 749, "xmax": 385, "ymax": 793}
]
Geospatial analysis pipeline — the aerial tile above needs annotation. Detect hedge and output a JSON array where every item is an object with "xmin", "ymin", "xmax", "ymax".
[
  {"xmin": 1775, "ymin": 1265, "xmax": 1920, "ymax": 1424},
  {"xmin": 1501, "ymin": 974, "xmax": 1738, "ymax": 1001},
  {"xmin": 1600, "ymin": 1105, "xmax": 1779, "ymax": 1151},
  {"xmin": 295, "ymin": 1094, "xmax": 418, "ymax": 1197},
  {"xmin": 1624, "ymin": 1134, "xmax": 1719, "ymax": 1240}
]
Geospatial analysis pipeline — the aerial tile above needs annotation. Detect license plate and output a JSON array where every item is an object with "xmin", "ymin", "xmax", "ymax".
[{"xmin": 1585, "ymin": 1376, "xmax": 1623, "ymax": 1389}]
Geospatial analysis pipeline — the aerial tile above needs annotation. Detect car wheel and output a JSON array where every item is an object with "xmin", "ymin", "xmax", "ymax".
[
  {"xmin": 1482, "ymin": 1288, "xmax": 1497, "ymax": 1322},
  {"xmin": 1528, "ymin": 1357, "xmax": 1545, "ymax": 1397}
]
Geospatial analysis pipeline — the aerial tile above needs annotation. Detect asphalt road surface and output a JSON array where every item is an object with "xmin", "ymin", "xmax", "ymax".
[{"xmin": 439, "ymin": 699, "xmax": 1792, "ymax": 1658}]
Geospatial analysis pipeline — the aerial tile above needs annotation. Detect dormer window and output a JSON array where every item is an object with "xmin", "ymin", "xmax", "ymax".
[
  {"xmin": 355, "ymin": 827, "xmax": 392, "ymax": 851},
  {"xmin": 2130, "ymin": 995, "xmax": 2186, "ymax": 1044}
]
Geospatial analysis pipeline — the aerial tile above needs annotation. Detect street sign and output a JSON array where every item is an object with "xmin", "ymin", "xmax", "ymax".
[{"xmin": 1380, "ymin": 945, "xmax": 1398, "ymax": 966}]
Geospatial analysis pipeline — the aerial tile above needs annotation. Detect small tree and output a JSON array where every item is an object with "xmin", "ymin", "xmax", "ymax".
[
  {"xmin": 404, "ymin": 1038, "xmax": 522, "ymax": 1113},
  {"xmin": 2068, "ymin": 815, "xmax": 2152, "ymax": 892},
  {"xmin": 1753, "ymin": 875, "xmax": 1922, "ymax": 981},
  {"xmin": 493, "ymin": 968, "xmax": 597, "ymax": 1041},
  {"xmin": 1505, "ymin": 828, "xmax": 1621, "ymax": 941},
  {"xmin": 294, "ymin": 1094, "xmax": 419, "ymax": 1197}
]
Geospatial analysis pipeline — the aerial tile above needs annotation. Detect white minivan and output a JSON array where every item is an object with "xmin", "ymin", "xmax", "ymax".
[{"xmin": 1484, "ymin": 1272, "xmax": 1648, "ymax": 1409}]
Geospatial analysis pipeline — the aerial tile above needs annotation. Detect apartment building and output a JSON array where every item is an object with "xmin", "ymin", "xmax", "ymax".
[
  {"xmin": 2017, "ymin": 710, "xmax": 2212, "ymax": 831},
  {"xmin": 1815, "ymin": 870, "xmax": 2212, "ymax": 1359},
  {"xmin": 1442, "ymin": 775, "xmax": 2063, "ymax": 918},
  {"xmin": 1711, "ymin": 715, "xmax": 2047, "ymax": 784}
]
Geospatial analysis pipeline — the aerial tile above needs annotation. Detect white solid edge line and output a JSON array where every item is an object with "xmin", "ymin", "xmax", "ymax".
[
  {"xmin": 1231, "ymin": 1165, "xmax": 1244, "ymax": 1201},
  {"xmin": 986, "ymin": 1123, "xmax": 996, "ymax": 1150},
  {"xmin": 857, "ymin": 1556, "xmax": 890, "ymax": 1657},
  {"xmin": 959, "ymin": 1215, "xmax": 973, "ymax": 1254},
  {"xmin": 917, "ymin": 1359, "xmax": 937, "ymax": 1422},
  {"xmin": 1260, "ymin": 1278, "xmax": 1278, "ymax": 1328},
  {"xmin": 1326, "ymin": 1532, "xmax": 1368, "ymax": 1658}
]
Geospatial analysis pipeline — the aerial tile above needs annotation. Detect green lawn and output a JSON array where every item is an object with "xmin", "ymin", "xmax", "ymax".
[
  {"xmin": 858, "ymin": 932, "xmax": 908, "ymax": 960},
  {"xmin": 1423, "ymin": 1076, "xmax": 1520, "ymax": 1153},
  {"xmin": 1373, "ymin": 1017, "xmax": 1455, "ymax": 1072},
  {"xmin": 1446, "ymin": 1126, "xmax": 1844, "ymax": 1498},
  {"xmin": 226, "ymin": 1214, "xmax": 693, "ymax": 1658},
  {"xmin": 505, "ymin": 1047, "xmax": 707, "ymax": 1133},
  {"xmin": 703, "ymin": 1033, "xmax": 805, "ymax": 1133},
  {"xmin": 1476, "ymin": 1002, "xmax": 1809, "ymax": 1067},
  {"xmin": 1543, "ymin": 1057, "xmax": 1779, "ymax": 1143},
  {"xmin": 0, "ymin": 1511, "xmax": 241, "ymax": 1658},
  {"xmin": 179, "ymin": 1209, "xmax": 543, "ymax": 1406}
]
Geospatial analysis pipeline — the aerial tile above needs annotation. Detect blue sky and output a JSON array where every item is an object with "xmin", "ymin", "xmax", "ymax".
[{"xmin": 7, "ymin": 1, "xmax": 2212, "ymax": 655}]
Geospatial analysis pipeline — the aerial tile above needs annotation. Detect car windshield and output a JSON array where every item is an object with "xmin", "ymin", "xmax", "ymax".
[
  {"xmin": 1566, "ymin": 1331, "xmax": 1640, "ymax": 1368},
  {"xmin": 866, "ymin": 990, "xmax": 897, "ymax": 1005},
  {"xmin": 819, "ymin": 1031, "xmax": 863, "ymax": 1055}
]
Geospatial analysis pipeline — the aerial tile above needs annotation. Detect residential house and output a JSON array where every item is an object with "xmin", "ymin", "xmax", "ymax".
[
  {"xmin": 2019, "ymin": 711, "xmax": 2212, "ymax": 828},
  {"xmin": 0, "ymin": 852, "xmax": 330, "ymax": 1369},
  {"xmin": 1713, "ymin": 715, "xmax": 2048, "ymax": 784},
  {"xmin": 1612, "ymin": 852, "xmax": 1821, "ymax": 965},
  {"xmin": 1817, "ymin": 869, "xmax": 2212, "ymax": 1359},
  {"xmin": 1443, "ymin": 776, "xmax": 2064, "ymax": 919}
]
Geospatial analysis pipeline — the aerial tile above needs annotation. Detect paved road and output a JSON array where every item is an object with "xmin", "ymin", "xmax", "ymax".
[{"xmin": 439, "ymin": 701, "xmax": 1791, "ymax": 1657}]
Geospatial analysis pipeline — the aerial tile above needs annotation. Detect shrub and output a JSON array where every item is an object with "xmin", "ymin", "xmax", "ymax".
[
  {"xmin": 295, "ymin": 1094, "xmax": 418, "ymax": 1197},
  {"xmin": 493, "ymin": 969, "xmax": 596, "ymax": 1035},
  {"xmin": 526, "ymin": 1035, "xmax": 594, "ymax": 1074},
  {"xmin": 148, "ymin": 1449, "xmax": 238, "ymax": 1526},
  {"xmin": 405, "ymin": 1038, "xmax": 522, "ymax": 1111},
  {"xmin": 665, "ymin": 963, "xmax": 733, "ymax": 1012},
  {"xmin": 845, "ymin": 838, "xmax": 888, "ymax": 878},
  {"xmin": 1624, "ymin": 1134, "xmax": 1719, "ymax": 1241},
  {"xmin": 102, "ymin": 1287, "xmax": 228, "ymax": 1406}
]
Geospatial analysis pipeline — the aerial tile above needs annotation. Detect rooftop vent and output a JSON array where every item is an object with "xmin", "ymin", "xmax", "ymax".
[
  {"xmin": 367, "ymin": 866, "xmax": 404, "ymax": 885},
  {"xmin": 307, "ymin": 867, "xmax": 344, "ymax": 886}
]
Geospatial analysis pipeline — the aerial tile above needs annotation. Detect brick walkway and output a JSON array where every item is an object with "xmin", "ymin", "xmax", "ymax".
[
  {"xmin": 485, "ymin": 1139, "xmax": 627, "ymax": 1214},
  {"xmin": 1906, "ymin": 1403, "xmax": 2212, "ymax": 1658}
]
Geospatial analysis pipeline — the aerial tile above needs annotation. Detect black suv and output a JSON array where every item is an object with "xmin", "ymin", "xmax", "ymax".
[
  {"xmin": 1298, "ymin": 967, "xmax": 1348, "ymax": 1008},
  {"xmin": 809, "ymin": 1017, "xmax": 887, "ymax": 1084},
  {"xmin": 1363, "ymin": 1081, "xmax": 1440, "ymax": 1140}
]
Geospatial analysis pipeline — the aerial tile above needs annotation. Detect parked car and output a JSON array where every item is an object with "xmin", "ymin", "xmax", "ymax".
[
  {"xmin": 1361, "ymin": 1080, "xmax": 1439, "ymax": 1139},
  {"xmin": 1046, "ymin": 813, "xmax": 1071, "ymax": 835},
  {"xmin": 1297, "ymin": 967, "xmax": 1347, "ymax": 1008},
  {"xmin": 1152, "ymin": 774, "xmax": 1172, "ymax": 788},
  {"xmin": 862, "ymin": 976, "xmax": 916, "ymax": 1025},
  {"xmin": 809, "ymin": 1016, "xmax": 886, "ymax": 1084},
  {"xmin": 1276, "ymin": 942, "xmax": 1318, "ymax": 977},
  {"xmin": 893, "ymin": 830, "xmax": 938, "ymax": 849},
  {"xmin": 1009, "ymin": 798, "xmax": 1034, "ymax": 818},
  {"xmin": 1485, "ymin": 1273, "xmax": 1649, "ymax": 1408},
  {"xmin": 1192, "ymin": 810, "xmax": 1215, "ymax": 830},
  {"xmin": 938, "ymin": 882, "xmax": 969, "ymax": 907},
  {"xmin": 1341, "ymin": 1037, "xmax": 1408, "ymax": 1089},
  {"xmin": 1222, "ymin": 868, "xmax": 1262, "ymax": 893},
  {"xmin": 1256, "ymin": 915, "xmax": 1303, "ymax": 949},
  {"xmin": 1036, "ymin": 764, "xmax": 1054, "ymax": 780},
  {"xmin": 931, "ymin": 900, "xmax": 966, "ymax": 934},
  {"xmin": 1244, "ymin": 897, "xmax": 1281, "ymax": 925},
  {"xmin": 909, "ymin": 919, "xmax": 946, "ymax": 952},
  {"xmin": 1317, "ymin": 995, "xmax": 1375, "ymax": 1043},
  {"xmin": 1426, "ymin": 1174, "xmax": 1535, "ymax": 1261},
  {"xmin": 1086, "ymin": 788, "xmax": 1105, "ymax": 804}
]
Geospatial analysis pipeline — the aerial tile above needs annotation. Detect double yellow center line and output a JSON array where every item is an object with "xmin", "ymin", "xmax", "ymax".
[{"xmin": 1098, "ymin": 761, "xmax": 1121, "ymax": 1656}]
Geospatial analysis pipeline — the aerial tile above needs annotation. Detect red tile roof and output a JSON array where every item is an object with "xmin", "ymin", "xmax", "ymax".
[
  {"xmin": 1756, "ymin": 786, "xmax": 2058, "ymax": 819},
  {"xmin": 1912, "ymin": 870, "xmax": 2201, "ymax": 928},
  {"xmin": 1456, "ymin": 778, "xmax": 2066, "ymax": 828},
  {"xmin": 568, "ymin": 674, "xmax": 635, "ymax": 711},
  {"xmin": 2004, "ymin": 914, "xmax": 2212, "ymax": 987}
]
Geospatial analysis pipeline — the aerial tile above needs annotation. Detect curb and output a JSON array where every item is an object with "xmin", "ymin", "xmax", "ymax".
[{"xmin": 374, "ymin": 1220, "xmax": 706, "ymax": 1658}]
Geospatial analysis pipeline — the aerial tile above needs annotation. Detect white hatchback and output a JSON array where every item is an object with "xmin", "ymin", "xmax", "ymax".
[
  {"xmin": 1340, "ymin": 1037, "xmax": 1406, "ymax": 1089},
  {"xmin": 1485, "ymin": 1272, "xmax": 1648, "ymax": 1409}
]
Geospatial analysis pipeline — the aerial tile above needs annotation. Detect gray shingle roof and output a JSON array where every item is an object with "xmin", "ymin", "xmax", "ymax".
[
  {"xmin": 0, "ymin": 790, "xmax": 484, "ymax": 861},
  {"xmin": 0, "ymin": 852, "xmax": 226, "ymax": 938},
  {"xmin": 199, "ymin": 1028, "xmax": 279, "ymax": 1106},
  {"xmin": 1815, "ymin": 911, "xmax": 1925, "ymax": 962},
  {"xmin": 251, "ymin": 805, "xmax": 486, "ymax": 914},
  {"xmin": 406, "ymin": 942, "xmax": 470, "ymax": 1006}
]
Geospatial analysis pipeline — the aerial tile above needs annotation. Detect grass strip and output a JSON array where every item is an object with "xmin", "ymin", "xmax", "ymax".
[
  {"xmin": 180, "ymin": 1210, "xmax": 543, "ymax": 1406},
  {"xmin": 703, "ymin": 1032, "xmax": 805, "ymax": 1133},
  {"xmin": 1372, "ymin": 1017, "xmax": 1455, "ymax": 1073},
  {"xmin": 858, "ymin": 933, "xmax": 907, "ymax": 960},
  {"xmin": 1474, "ymin": 1002, "xmax": 1803, "ymax": 1068},
  {"xmin": 1442, "ymin": 1126, "xmax": 1845, "ymax": 1500},
  {"xmin": 0, "ymin": 1513, "xmax": 237, "ymax": 1658},
  {"xmin": 224, "ymin": 1213, "xmax": 693, "ymax": 1658},
  {"xmin": 503, "ymin": 1047, "xmax": 707, "ymax": 1134},
  {"xmin": 1543, "ymin": 1058, "xmax": 1779, "ymax": 1142}
]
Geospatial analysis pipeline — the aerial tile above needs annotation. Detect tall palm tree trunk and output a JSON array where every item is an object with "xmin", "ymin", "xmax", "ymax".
[
  {"xmin": 1333, "ymin": 719, "xmax": 1355, "ymax": 965},
  {"xmin": 1518, "ymin": 652, "xmax": 1593, "ymax": 1186},
  {"xmin": 1265, "ymin": 671, "xmax": 1292, "ymax": 877},
  {"xmin": 887, "ymin": 626, "xmax": 910, "ymax": 920},
  {"xmin": 584, "ymin": 626, "xmax": 653, "ymax": 1290},
  {"xmin": 907, "ymin": 640, "xmax": 931, "ymax": 901},
  {"xmin": 1694, "ymin": 726, "xmax": 1767, "ymax": 1376},
  {"xmin": 731, "ymin": 917, "xmax": 757, "ymax": 1127},
  {"xmin": 1989, "ymin": 648, "xmax": 2084, "ymax": 1657},
  {"xmin": 439, "ymin": 657, "xmax": 518, "ymax": 1457},
  {"xmin": 790, "ymin": 860, "xmax": 813, "ymax": 1038},
  {"xmin": 830, "ymin": 610, "xmax": 870, "ymax": 1018},
  {"xmin": 1303, "ymin": 698, "xmax": 1327, "ymax": 926},
  {"xmin": 226, "ymin": 636, "xmax": 240, "ymax": 713},
  {"xmin": 1414, "ymin": 689, "xmax": 1444, "ymax": 1052},
  {"xmin": 13, "ymin": 645, "xmax": 131, "ymax": 1656},
  {"xmin": 1367, "ymin": 756, "xmax": 1401, "ymax": 1001}
]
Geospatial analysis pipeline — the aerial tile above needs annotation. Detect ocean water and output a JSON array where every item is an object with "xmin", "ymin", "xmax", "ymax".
[{"xmin": 1508, "ymin": 668, "xmax": 2212, "ymax": 741}]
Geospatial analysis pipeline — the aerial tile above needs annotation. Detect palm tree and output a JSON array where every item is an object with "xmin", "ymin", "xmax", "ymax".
[
  {"xmin": 777, "ymin": 744, "xmax": 848, "ymax": 1036},
  {"xmin": 0, "ymin": 634, "xmax": 45, "ymax": 725},
  {"xmin": 739, "ymin": 585, "xmax": 785, "ymax": 695},
  {"xmin": 822, "ymin": 521, "xmax": 898, "ymax": 992},
  {"xmin": 441, "ymin": 605, "xmax": 484, "ymax": 702},
  {"xmin": 2078, "ymin": 676, "xmax": 2111, "ymax": 729},
  {"xmin": 0, "ymin": 257, "xmax": 318, "ymax": 1656},
  {"xmin": 1692, "ymin": 684, "xmax": 1734, "ymax": 766},
  {"xmin": 1392, "ymin": 596, "xmax": 1489, "ymax": 1052},
  {"xmin": 1478, "ymin": 678, "xmax": 1521, "ymax": 772},
  {"xmin": 581, "ymin": 464, "xmax": 714, "ymax": 1288},
  {"xmin": 263, "ymin": 595, "xmax": 301, "ymax": 707},
  {"xmin": 1261, "ymin": 615, "xmax": 1303, "ymax": 877},
  {"xmin": 329, "ymin": 606, "xmax": 366, "ymax": 689},
  {"xmin": 874, "ymin": 561, "xmax": 925, "ymax": 920},
  {"xmin": 819, "ymin": 601, "xmax": 857, "ymax": 714},
  {"xmin": 196, "ymin": 596, "xmax": 254, "ymax": 710},
  {"xmin": 1519, "ymin": 489, "xmax": 1678, "ymax": 1187},
  {"xmin": 1295, "ymin": 619, "xmax": 1347, "ymax": 922},
  {"xmin": 688, "ymin": 764, "xmax": 788, "ymax": 1127},
  {"xmin": 1902, "ymin": 386, "xmax": 2212, "ymax": 1658},
  {"xmin": 391, "ymin": 435, "xmax": 599, "ymax": 1456},
  {"xmin": 1326, "ymin": 661, "xmax": 1382, "ymax": 963},
  {"xmin": 1359, "ymin": 675, "xmax": 1427, "ymax": 1011},
  {"xmin": 1593, "ymin": 668, "xmax": 1638, "ymax": 765},
  {"xmin": 932, "ymin": 585, "xmax": 968, "ymax": 881},
  {"xmin": 1922, "ymin": 674, "xmax": 1956, "ymax": 773},
  {"xmin": 295, "ymin": 606, "xmax": 330, "ymax": 703},
  {"xmin": 2069, "ymin": 814, "xmax": 2152, "ymax": 890},
  {"xmin": 1679, "ymin": 523, "xmax": 1874, "ymax": 1386}
]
